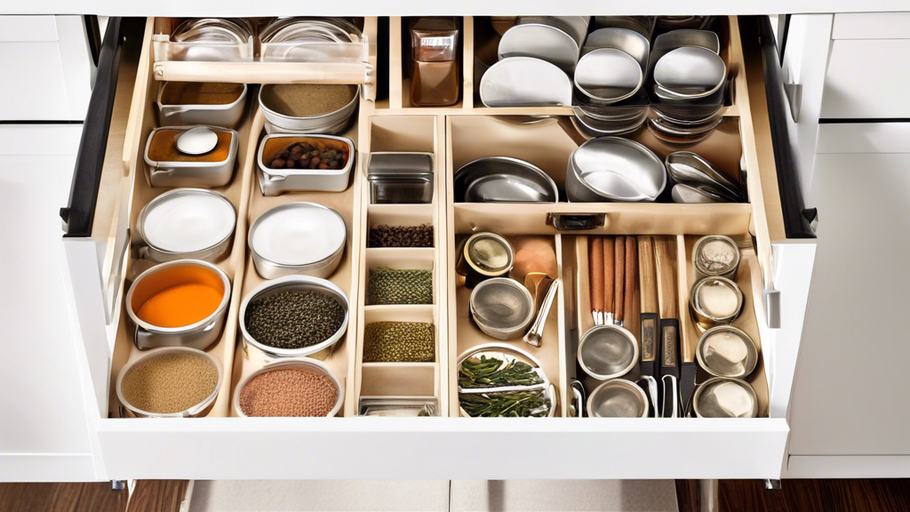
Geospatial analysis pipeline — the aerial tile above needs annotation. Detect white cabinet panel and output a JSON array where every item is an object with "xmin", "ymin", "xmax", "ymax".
[
  {"xmin": 817, "ymin": 123, "xmax": 910, "ymax": 154},
  {"xmin": 0, "ymin": 15, "xmax": 58, "ymax": 41},
  {"xmin": 832, "ymin": 13, "xmax": 910, "ymax": 39},
  {"xmin": 821, "ymin": 39, "xmax": 910, "ymax": 119},
  {"xmin": 789, "ymin": 153, "xmax": 910, "ymax": 456}
]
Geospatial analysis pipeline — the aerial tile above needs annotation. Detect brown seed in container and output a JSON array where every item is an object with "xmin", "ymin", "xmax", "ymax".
[
  {"xmin": 159, "ymin": 82, "xmax": 244, "ymax": 105},
  {"xmin": 260, "ymin": 84, "xmax": 358, "ymax": 118},
  {"xmin": 239, "ymin": 368, "xmax": 338, "ymax": 417},
  {"xmin": 120, "ymin": 352, "xmax": 219, "ymax": 414}
]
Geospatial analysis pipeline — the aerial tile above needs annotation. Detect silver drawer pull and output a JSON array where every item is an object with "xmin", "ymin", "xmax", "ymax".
[{"xmin": 547, "ymin": 213, "xmax": 606, "ymax": 231}]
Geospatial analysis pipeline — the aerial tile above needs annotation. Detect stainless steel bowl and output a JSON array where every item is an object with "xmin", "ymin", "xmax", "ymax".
[
  {"xmin": 469, "ymin": 277, "xmax": 535, "ymax": 340},
  {"xmin": 583, "ymin": 27, "xmax": 650, "ymax": 70},
  {"xmin": 693, "ymin": 377, "xmax": 758, "ymax": 418},
  {"xmin": 480, "ymin": 57, "xmax": 573, "ymax": 107},
  {"xmin": 567, "ymin": 136, "xmax": 667, "ymax": 202},
  {"xmin": 572, "ymin": 106, "xmax": 647, "ymax": 138},
  {"xmin": 696, "ymin": 326, "xmax": 758, "ymax": 378},
  {"xmin": 232, "ymin": 358, "xmax": 344, "ymax": 417},
  {"xmin": 498, "ymin": 17, "xmax": 584, "ymax": 73},
  {"xmin": 577, "ymin": 324, "xmax": 639, "ymax": 380},
  {"xmin": 239, "ymin": 275, "xmax": 350, "ymax": 359},
  {"xmin": 136, "ymin": 188, "xmax": 237, "ymax": 263},
  {"xmin": 586, "ymin": 379, "xmax": 649, "ymax": 418},
  {"xmin": 117, "ymin": 346, "xmax": 224, "ymax": 418},
  {"xmin": 126, "ymin": 259, "xmax": 231, "ymax": 351},
  {"xmin": 654, "ymin": 46, "xmax": 727, "ymax": 99},
  {"xmin": 259, "ymin": 83, "xmax": 360, "ymax": 135},
  {"xmin": 144, "ymin": 126, "xmax": 239, "ymax": 188},
  {"xmin": 666, "ymin": 151, "xmax": 740, "ymax": 201},
  {"xmin": 454, "ymin": 156, "xmax": 558, "ymax": 203},
  {"xmin": 574, "ymin": 48, "xmax": 643, "ymax": 104},
  {"xmin": 248, "ymin": 202, "xmax": 347, "ymax": 279},
  {"xmin": 257, "ymin": 134, "xmax": 356, "ymax": 195}
]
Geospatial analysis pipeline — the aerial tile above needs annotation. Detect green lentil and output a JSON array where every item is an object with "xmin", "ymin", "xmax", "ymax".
[
  {"xmin": 363, "ymin": 322, "xmax": 435, "ymax": 362},
  {"xmin": 368, "ymin": 268, "xmax": 433, "ymax": 305},
  {"xmin": 245, "ymin": 290, "xmax": 345, "ymax": 350}
]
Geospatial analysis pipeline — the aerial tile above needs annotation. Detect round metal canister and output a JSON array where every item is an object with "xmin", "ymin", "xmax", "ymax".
[
  {"xmin": 693, "ymin": 377, "xmax": 758, "ymax": 418},
  {"xmin": 137, "ymin": 188, "xmax": 237, "ymax": 262},
  {"xmin": 577, "ymin": 324, "xmax": 639, "ymax": 380},
  {"xmin": 689, "ymin": 276, "xmax": 744, "ymax": 330},
  {"xmin": 692, "ymin": 235, "xmax": 740, "ymax": 280},
  {"xmin": 232, "ymin": 358, "xmax": 344, "ymax": 418},
  {"xmin": 469, "ymin": 277, "xmax": 535, "ymax": 340},
  {"xmin": 586, "ymin": 379, "xmax": 649, "ymax": 418},
  {"xmin": 696, "ymin": 325, "xmax": 758, "ymax": 378},
  {"xmin": 455, "ymin": 232, "xmax": 514, "ymax": 288}
]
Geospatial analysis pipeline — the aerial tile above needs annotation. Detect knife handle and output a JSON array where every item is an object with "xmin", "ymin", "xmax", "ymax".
[
  {"xmin": 640, "ymin": 312, "xmax": 659, "ymax": 366},
  {"xmin": 661, "ymin": 375, "xmax": 678, "ymax": 418},
  {"xmin": 659, "ymin": 319, "xmax": 680, "ymax": 374}
]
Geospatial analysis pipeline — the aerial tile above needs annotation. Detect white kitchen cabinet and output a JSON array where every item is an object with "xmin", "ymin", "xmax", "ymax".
[{"xmin": 52, "ymin": 14, "xmax": 823, "ymax": 483}]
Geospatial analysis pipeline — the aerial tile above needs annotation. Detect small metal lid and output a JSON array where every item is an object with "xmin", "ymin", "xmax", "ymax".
[
  {"xmin": 690, "ymin": 276, "xmax": 744, "ymax": 326},
  {"xmin": 138, "ymin": 188, "xmax": 236, "ymax": 256},
  {"xmin": 367, "ymin": 153, "xmax": 434, "ymax": 179},
  {"xmin": 693, "ymin": 377, "xmax": 758, "ymax": 418},
  {"xmin": 693, "ymin": 235, "xmax": 740, "ymax": 278},
  {"xmin": 696, "ymin": 326, "xmax": 758, "ymax": 378},
  {"xmin": 587, "ymin": 379, "xmax": 648, "ymax": 418},
  {"xmin": 465, "ymin": 233, "xmax": 514, "ymax": 275},
  {"xmin": 577, "ymin": 324, "xmax": 638, "ymax": 380}
]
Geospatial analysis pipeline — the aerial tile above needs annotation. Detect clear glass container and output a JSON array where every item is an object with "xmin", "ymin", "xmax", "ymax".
[{"xmin": 409, "ymin": 17, "xmax": 460, "ymax": 107}]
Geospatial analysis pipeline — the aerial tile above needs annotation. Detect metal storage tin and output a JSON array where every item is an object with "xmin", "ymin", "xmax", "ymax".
[
  {"xmin": 248, "ymin": 202, "xmax": 347, "ymax": 279},
  {"xmin": 136, "ymin": 188, "xmax": 236, "ymax": 262},
  {"xmin": 144, "ymin": 126, "xmax": 238, "ymax": 187},
  {"xmin": 239, "ymin": 275, "xmax": 350, "ymax": 360},
  {"xmin": 367, "ymin": 152, "xmax": 434, "ymax": 204},
  {"xmin": 469, "ymin": 277, "xmax": 536, "ymax": 340},
  {"xmin": 696, "ymin": 326, "xmax": 758, "ymax": 378},
  {"xmin": 586, "ymin": 379, "xmax": 649, "ymax": 418},
  {"xmin": 693, "ymin": 377, "xmax": 758, "ymax": 418},
  {"xmin": 116, "ymin": 346, "xmax": 224, "ymax": 418},
  {"xmin": 455, "ymin": 232, "xmax": 514, "ymax": 288},
  {"xmin": 689, "ymin": 276, "xmax": 744, "ymax": 330},
  {"xmin": 232, "ymin": 358, "xmax": 344, "ymax": 417},
  {"xmin": 692, "ymin": 235, "xmax": 741, "ymax": 280},
  {"xmin": 577, "ymin": 324, "xmax": 639, "ymax": 380},
  {"xmin": 257, "ymin": 134, "xmax": 356, "ymax": 195},
  {"xmin": 126, "ymin": 260, "xmax": 231, "ymax": 351},
  {"xmin": 259, "ymin": 84, "xmax": 360, "ymax": 135},
  {"xmin": 156, "ymin": 82, "xmax": 247, "ymax": 127}
]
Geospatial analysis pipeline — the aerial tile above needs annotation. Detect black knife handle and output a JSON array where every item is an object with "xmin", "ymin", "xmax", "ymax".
[
  {"xmin": 659, "ymin": 319, "xmax": 680, "ymax": 378},
  {"xmin": 640, "ymin": 312, "xmax": 659, "ymax": 367},
  {"xmin": 662, "ymin": 375, "xmax": 678, "ymax": 418}
]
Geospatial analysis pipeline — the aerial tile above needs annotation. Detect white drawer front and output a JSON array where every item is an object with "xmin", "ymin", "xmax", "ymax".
[
  {"xmin": 0, "ymin": 15, "xmax": 57, "ymax": 41},
  {"xmin": 817, "ymin": 123, "xmax": 910, "ymax": 154},
  {"xmin": 821, "ymin": 39, "xmax": 910, "ymax": 119},
  {"xmin": 832, "ymin": 13, "xmax": 910, "ymax": 39}
]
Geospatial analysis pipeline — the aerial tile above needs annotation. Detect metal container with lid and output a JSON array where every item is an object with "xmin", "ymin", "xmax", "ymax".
[
  {"xmin": 367, "ymin": 152, "xmax": 435, "ymax": 204},
  {"xmin": 586, "ymin": 378, "xmax": 649, "ymax": 418},
  {"xmin": 136, "ymin": 188, "xmax": 237, "ymax": 263},
  {"xmin": 689, "ymin": 276, "xmax": 744, "ymax": 330},
  {"xmin": 144, "ymin": 126, "xmax": 239, "ymax": 188},
  {"xmin": 259, "ymin": 83, "xmax": 360, "ymax": 135},
  {"xmin": 469, "ymin": 277, "xmax": 535, "ymax": 340},
  {"xmin": 577, "ymin": 324, "xmax": 639, "ymax": 380},
  {"xmin": 696, "ymin": 326, "xmax": 758, "ymax": 378},
  {"xmin": 248, "ymin": 202, "xmax": 347, "ymax": 279},
  {"xmin": 693, "ymin": 377, "xmax": 758, "ymax": 418},
  {"xmin": 455, "ymin": 232, "xmax": 514, "ymax": 288},
  {"xmin": 692, "ymin": 235, "xmax": 741, "ymax": 280}
]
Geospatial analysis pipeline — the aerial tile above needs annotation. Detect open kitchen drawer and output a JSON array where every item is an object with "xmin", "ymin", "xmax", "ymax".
[{"xmin": 61, "ymin": 15, "xmax": 806, "ymax": 480}]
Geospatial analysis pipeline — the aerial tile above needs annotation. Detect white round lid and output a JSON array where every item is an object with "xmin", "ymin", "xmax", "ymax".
[
  {"xmin": 251, "ymin": 203, "xmax": 346, "ymax": 266},
  {"xmin": 142, "ymin": 189, "xmax": 236, "ymax": 254}
]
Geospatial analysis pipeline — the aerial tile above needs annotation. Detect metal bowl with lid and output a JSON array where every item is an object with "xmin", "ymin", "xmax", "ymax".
[
  {"xmin": 586, "ymin": 378, "xmax": 649, "ymax": 418},
  {"xmin": 137, "ymin": 188, "xmax": 236, "ymax": 263},
  {"xmin": 693, "ymin": 377, "xmax": 758, "ymax": 418},
  {"xmin": 577, "ymin": 324, "xmax": 639, "ymax": 380},
  {"xmin": 697, "ymin": 326, "xmax": 758, "ymax": 378},
  {"xmin": 454, "ymin": 156, "xmax": 558, "ymax": 203},
  {"xmin": 692, "ymin": 235, "xmax": 741, "ymax": 280}
]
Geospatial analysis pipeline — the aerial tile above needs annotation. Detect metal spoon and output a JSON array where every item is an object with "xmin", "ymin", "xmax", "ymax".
[
  {"xmin": 666, "ymin": 151, "xmax": 740, "ymax": 199},
  {"xmin": 524, "ymin": 279, "xmax": 559, "ymax": 347},
  {"xmin": 671, "ymin": 183, "xmax": 737, "ymax": 203}
]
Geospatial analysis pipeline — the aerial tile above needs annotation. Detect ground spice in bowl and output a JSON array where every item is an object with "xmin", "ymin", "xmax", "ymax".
[
  {"xmin": 136, "ymin": 281, "xmax": 224, "ymax": 328},
  {"xmin": 244, "ymin": 290, "xmax": 346, "ymax": 350},
  {"xmin": 260, "ymin": 84, "xmax": 358, "ymax": 118},
  {"xmin": 160, "ymin": 82, "xmax": 244, "ymax": 105},
  {"xmin": 368, "ymin": 268, "xmax": 433, "ymax": 305},
  {"xmin": 147, "ymin": 128, "xmax": 233, "ymax": 163},
  {"xmin": 120, "ymin": 351, "xmax": 219, "ymax": 415},
  {"xmin": 238, "ymin": 367, "xmax": 339, "ymax": 417},
  {"xmin": 363, "ymin": 322, "xmax": 435, "ymax": 362},
  {"xmin": 368, "ymin": 224, "xmax": 433, "ymax": 247}
]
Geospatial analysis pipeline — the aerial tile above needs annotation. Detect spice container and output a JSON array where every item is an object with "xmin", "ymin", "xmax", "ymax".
[
  {"xmin": 116, "ymin": 346, "xmax": 223, "ymax": 418},
  {"xmin": 259, "ymin": 83, "xmax": 360, "ymax": 135},
  {"xmin": 257, "ymin": 134, "xmax": 355, "ymax": 195},
  {"xmin": 368, "ymin": 268, "xmax": 433, "ymax": 305},
  {"xmin": 233, "ymin": 359, "xmax": 343, "ymax": 418},
  {"xmin": 457, "ymin": 344, "xmax": 557, "ymax": 417},
  {"xmin": 455, "ymin": 232, "xmax": 514, "ymax": 288},
  {"xmin": 577, "ymin": 324, "xmax": 639, "ymax": 380},
  {"xmin": 136, "ymin": 188, "xmax": 236, "ymax": 262},
  {"xmin": 126, "ymin": 260, "xmax": 231, "ymax": 351},
  {"xmin": 359, "ymin": 397, "xmax": 439, "ymax": 417},
  {"xmin": 248, "ymin": 202, "xmax": 346, "ymax": 279},
  {"xmin": 690, "ymin": 276, "xmax": 744, "ymax": 330},
  {"xmin": 469, "ymin": 277, "xmax": 535, "ymax": 340},
  {"xmin": 692, "ymin": 377, "xmax": 758, "ymax": 418},
  {"xmin": 239, "ymin": 275, "xmax": 350, "ymax": 359},
  {"xmin": 157, "ymin": 82, "xmax": 247, "ymax": 127},
  {"xmin": 369, "ymin": 224, "xmax": 433, "ymax": 248},
  {"xmin": 586, "ymin": 379, "xmax": 649, "ymax": 418},
  {"xmin": 363, "ymin": 322, "xmax": 435, "ymax": 363},
  {"xmin": 367, "ymin": 152, "xmax": 435, "ymax": 204},
  {"xmin": 692, "ymin": 235, "xmax": 741, "ymax": 281},
  {"xmin": 696, "ymin": 326, "xmax": 758, "ymax": 378},
  {"xmin": 409, "ymin": 17, "xmax": 460, "ymax": 107},
  {"xmin": 144, "ymin": 126, "xmax": 239, "ymax": 187}
]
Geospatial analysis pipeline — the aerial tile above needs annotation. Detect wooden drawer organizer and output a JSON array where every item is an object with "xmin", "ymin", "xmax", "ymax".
[{"xmin": 108, "ymin": 15, "xmax": 782, "ymax": 427}]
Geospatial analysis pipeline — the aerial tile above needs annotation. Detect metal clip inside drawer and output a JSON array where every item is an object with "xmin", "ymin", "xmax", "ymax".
[{"xmin": 547, "ymin": 213, "xmax": 606, "ymax": 231}]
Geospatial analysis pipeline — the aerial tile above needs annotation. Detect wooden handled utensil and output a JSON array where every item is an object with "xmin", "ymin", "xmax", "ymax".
[
  {"xmin": 590, "ymin": 237, "xmax": 604, "ymax": 325},
  {"xmin": 614, "ymin": 236, "xmax": 625, "ymax": 325},
  {"xmin": 624, "ymin": 236, "xmax": 637, "ymax": 326},
  {"xmin": 602, "ymin": 237, "xmax": 614, "ymax": 325},
  {"xmin": 654, "ymin": 236, "xmax": 680, "ymax": 418},
  {"xmin": 638, "ymin": 236, "xmax": 660, "ymax": 414}
]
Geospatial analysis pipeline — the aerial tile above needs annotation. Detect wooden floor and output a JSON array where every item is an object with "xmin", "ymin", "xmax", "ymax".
[{"xmin": 1, "ymin": 479, "xmax": 908, "ymax": 511}]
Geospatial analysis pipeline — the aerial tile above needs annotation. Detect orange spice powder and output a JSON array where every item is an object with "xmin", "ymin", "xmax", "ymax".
[{"xmin": 137, "ymin": 283, "xmax": 223, "ymax": 328}]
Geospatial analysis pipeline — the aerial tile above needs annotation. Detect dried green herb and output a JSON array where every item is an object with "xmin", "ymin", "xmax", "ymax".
[
  {"xmin": 459, "ymin": 390, "xmax": 551, "ymax": 417},
  {"xmin": 368, "ymin": 268, "xmax": 432, "ymax": 305},
  {"xmin": 363, "ymin": 322, "xmax": 435, "ymax": 362},
  {"xmin": 458, "ymin": 355, "xmax": 544, "ymax": 389},
  {"xmin": 245, "ymin": 290, "xmax": 345, "ymax": 349},
  {"xmin": 369, "ymin": 224, "xmax": 433, "ymax": 248}
]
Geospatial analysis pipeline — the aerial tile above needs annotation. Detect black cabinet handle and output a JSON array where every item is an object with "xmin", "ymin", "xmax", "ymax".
[
  {"xmin": 61, "ymin": 17, "xmax": 125, "ymax": 238},
  {"xmin": 739, "ymin": 16, "xmax": 817, "ymax": 239}
]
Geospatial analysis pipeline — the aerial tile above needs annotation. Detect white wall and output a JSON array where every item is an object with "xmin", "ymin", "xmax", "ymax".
[{"xmin": 0, "ymin": 125, "xmax": 96, "ymax": 480}]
